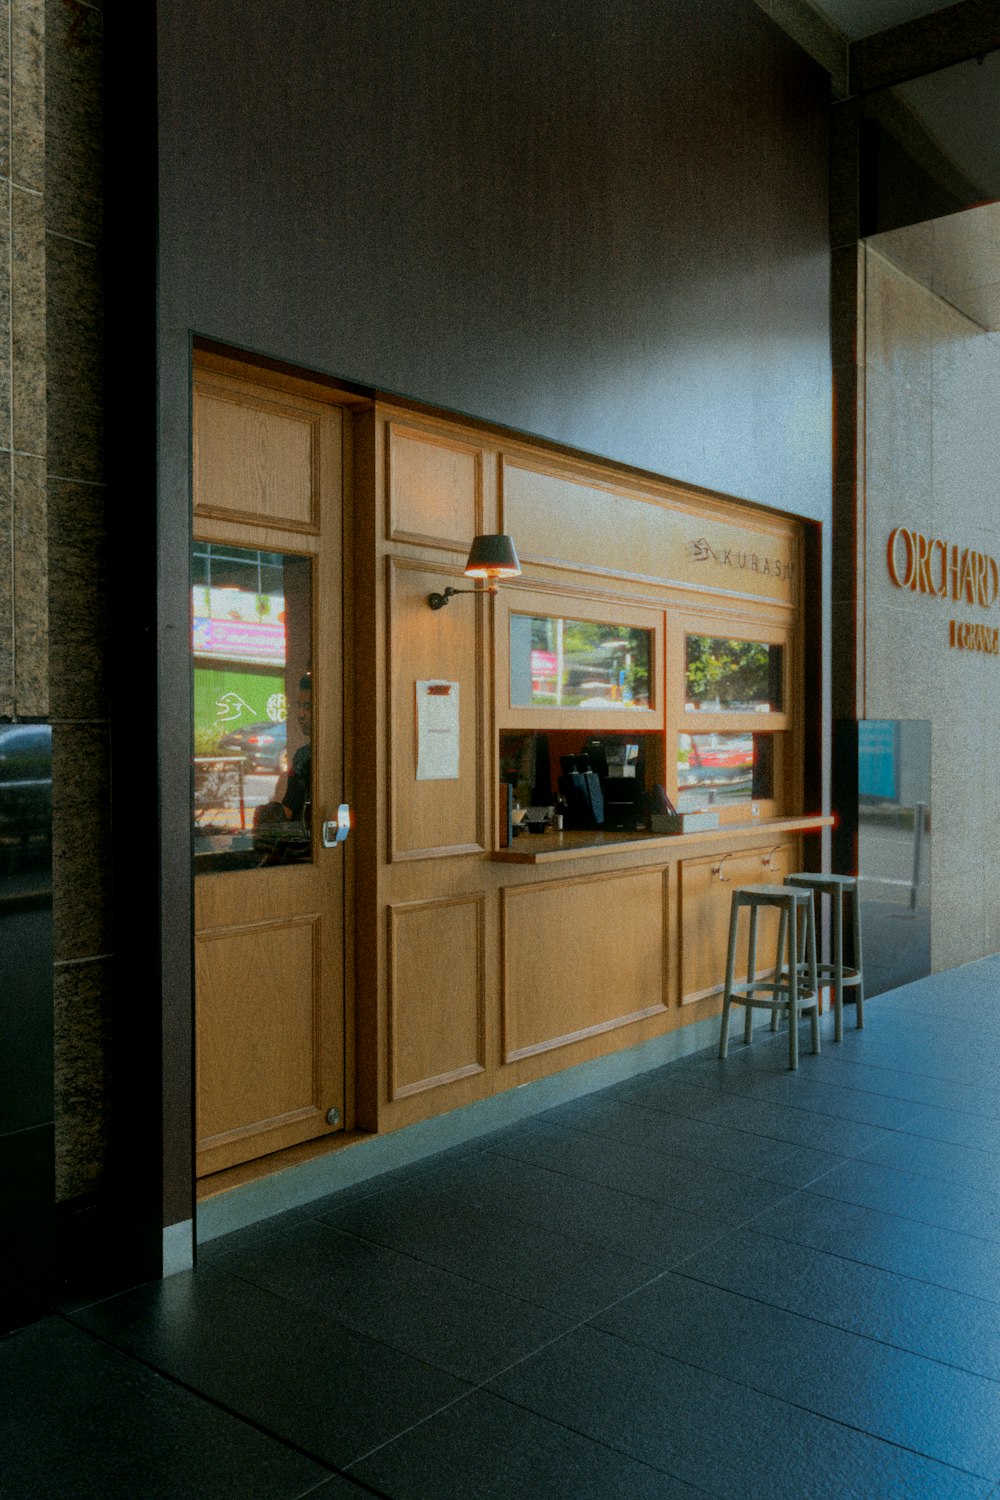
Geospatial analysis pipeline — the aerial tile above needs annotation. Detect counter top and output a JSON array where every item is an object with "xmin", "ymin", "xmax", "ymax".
[{"xmin": 492, "ymin": 814, "xmax": 833, "ymax": 864}]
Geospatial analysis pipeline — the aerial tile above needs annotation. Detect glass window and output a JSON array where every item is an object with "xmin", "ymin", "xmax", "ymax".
[
  {"xmin": 685, "ymin": 635, "xmax": 782, "ymax": 713},
  {"xmin": 677, "ymin": 732, "xmax": 774, "ymax": 811},
  {"xmin": 510, "ymin": 614, "xmax": 652, "ymax": 710},
  {"xmin": 192, "ymin": 544, "xmax": 312, "ymax": 870}
]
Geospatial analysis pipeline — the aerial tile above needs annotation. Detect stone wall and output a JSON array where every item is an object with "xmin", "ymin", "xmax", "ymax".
[
  {"xmin": 1, "ymin": 0, "xmax": 109, "ymax": 1206},
  {"xmin": 47, "ymin": 0, "xmax": 108, "ymax": 1204},
  {"xmin": 862, "ymin": 243, "xmax": 1000, "ymax": 969}
]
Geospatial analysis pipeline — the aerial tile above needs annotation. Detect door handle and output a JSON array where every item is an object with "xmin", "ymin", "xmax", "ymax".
[{"xmin": 322, "ymin": 804, "xmax": 352, "ymax": 847}]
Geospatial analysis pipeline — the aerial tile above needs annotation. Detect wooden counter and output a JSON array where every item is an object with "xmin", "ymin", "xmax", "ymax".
[{"xmin": 493, "ymin": 814, "xmax": 833, "ymax": 864}]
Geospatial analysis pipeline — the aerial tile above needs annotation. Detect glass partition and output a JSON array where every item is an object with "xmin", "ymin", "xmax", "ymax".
[
  {"xmin": 510, "ymin": 613, "xmax": 652, "ymax": 710},
  {"xmin": 192, "ymin": 542, "xmax": 312, "ymax": 869},
  {"xmin": 855, "ymin": 719, "xmax": 931, "ymax": 997},
  {"xmin": 684, "ymin": 635, "xmax": 782, "ymax": 713}
]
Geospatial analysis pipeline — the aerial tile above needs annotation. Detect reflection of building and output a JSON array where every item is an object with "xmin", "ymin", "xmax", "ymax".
[{"xmin": 3, "ymin": 0, "xmax": 1000, "ymax": 1334}]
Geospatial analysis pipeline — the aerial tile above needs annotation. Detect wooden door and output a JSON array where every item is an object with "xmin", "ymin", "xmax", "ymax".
[{"xmin": 192, "ymin": 360, "xmax": 348, "ymax": 1177}]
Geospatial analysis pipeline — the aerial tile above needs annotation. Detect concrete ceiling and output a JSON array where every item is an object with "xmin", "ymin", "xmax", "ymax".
[
  {"xmin": 784, "ymin": 1, "xmax": 1000, "ymax": 328},
  {"xmin": 808, "ymin": 1, "xmax": 961, "ymax": 43}
]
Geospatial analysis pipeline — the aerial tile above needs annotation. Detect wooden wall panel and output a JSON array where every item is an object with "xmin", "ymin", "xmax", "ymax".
[
  {"xmin": 388, "ymin": 895, "xmax": 485, "ymax": 1099},
  {"xmin": 501, "ymin": 458, "xmax": 797, "ymax": 603},
  {"xmin": 502, "ymin": 868, "xmax": 667, "ymax": 1062},
  {"xmin": 389, "ymin": 560, "xmax": 484, "ymax": 859},
  {"xmin": 679, "ymin": 842, "xmax": 795, "ymax": 1004},
  {"xmin": 195, "ymin": 916, "xmax": 321, "ymax": 1154},
  {"xmin": 388, "ymin": 423, "xmax": 483, "ymax": 549},
  {"xmin": 193, "ymin": 374, "xmax": 333, "ymax": 532}
]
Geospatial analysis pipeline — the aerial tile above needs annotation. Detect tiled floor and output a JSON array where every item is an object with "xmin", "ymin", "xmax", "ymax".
[{"xmin": 5, "ymin": 957, "xmax": 1000, "ymax": 1497}]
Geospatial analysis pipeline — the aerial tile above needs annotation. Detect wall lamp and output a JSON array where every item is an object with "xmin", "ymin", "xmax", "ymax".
[{"xmin": 428, "ymin": 533, "xmax": 521, "ymax": 609}]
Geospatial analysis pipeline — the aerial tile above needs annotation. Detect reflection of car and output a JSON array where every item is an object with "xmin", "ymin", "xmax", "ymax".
[
  {"xmin": 0, "ymin": 723, "xmax": 51, "ymax": 852},
  {"xmin": 679, "ymin": 733, "xmax": 754, "ymax": 784},
  {"xmin": 218, "ymin": 720, "xmax": 288, "ymax": 773}
]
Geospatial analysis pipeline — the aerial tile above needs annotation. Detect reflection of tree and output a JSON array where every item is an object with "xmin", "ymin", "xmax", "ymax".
[
  {"xmin": 194, "ymin": 727, "xmax": 223, "ymax": 755},
  {"xmin": 686, "ymin": 637, "xmax": 770, "ymax": 707}
]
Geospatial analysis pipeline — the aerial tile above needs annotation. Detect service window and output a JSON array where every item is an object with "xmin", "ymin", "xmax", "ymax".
[
  {"xmin": 669, "ymin": 615, "xmax": 793, "ymax": 820},
  {"xmin": 497, "ymin": 590, "xmax": 664, "ymax": 735}
]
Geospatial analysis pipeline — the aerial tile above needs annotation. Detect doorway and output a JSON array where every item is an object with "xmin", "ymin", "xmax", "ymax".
[{"xmin": 191, "ymin": 354, "xmax": 350, "ymax": 1177}]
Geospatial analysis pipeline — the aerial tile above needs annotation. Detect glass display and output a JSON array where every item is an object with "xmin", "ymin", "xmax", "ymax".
[
  {"xmin": 510, "ymin": 614, "xmax": 652, "ymax": 710},
  {"xmin": 677, "ymin": 732, "xmax": 773, "ymax": 810},
  {"xmin": 192, "ymin": 542, "xmax": 312, "ymax": 869},
  {"xmin": 685, "ymin": 635, "xmax": 782, "ymax": 712}
]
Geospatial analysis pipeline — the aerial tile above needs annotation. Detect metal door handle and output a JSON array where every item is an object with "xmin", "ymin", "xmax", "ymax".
[{"xmin": 322, "ymin": 804, "xmax": 352, "ymax": 846}]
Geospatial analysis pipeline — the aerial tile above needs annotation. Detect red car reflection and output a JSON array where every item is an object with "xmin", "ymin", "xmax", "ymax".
[{"xmin": 681, "ymin": 734, "xmax": 754, "ymax": 783}]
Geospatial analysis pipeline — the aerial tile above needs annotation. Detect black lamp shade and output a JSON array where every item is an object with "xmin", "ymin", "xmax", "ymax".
[{"xmin": 464, "ymin": 533, "xmax": 521, "ymax": 579}]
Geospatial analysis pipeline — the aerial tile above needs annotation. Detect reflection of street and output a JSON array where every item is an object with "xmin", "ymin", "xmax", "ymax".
[
  {"xmin": 195, "ymin": 771, "xmax": 281, "ymax": 832},
  {"xmin": 244, "ymin": 772, "xmax": 281, "ymax": 808},
  {"xmin": 859, "ymin": 811, "xmax": 930, "ymax": 997}
]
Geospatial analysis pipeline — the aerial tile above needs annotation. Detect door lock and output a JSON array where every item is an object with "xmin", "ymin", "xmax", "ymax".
[
  {"xmin": 322, "ymin": 804, "xmax": 352, "ymax": 847},
  {"xmin": 326, "ymin": 1107, "xmax": 341, "ymax": 1127}
]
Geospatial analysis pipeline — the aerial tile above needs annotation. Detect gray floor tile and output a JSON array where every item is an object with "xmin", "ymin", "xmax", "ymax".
[
  {"xmin": 874, "ymin": 1101, "xmax": 1000, "ymax": 1152},
  {"xmin": 859, "ymin": 1125, "xmax": 1000, "ymax": 1184},
  {"xmin": 351, "ymin": 1389, "xmax": 703, "ymax": 1500},
  {"xmin": 22, "ymin": 958, "xmax": 1000, "ymax": 1500},
  {"xmin": 535, "ymin": 1095, "xmax": 847, "ymax": 1187},
  {"xmin": 196, "ymin": 1202, "xmax": 319, "ymax": 1264},
  {"xmin": 675, "ymin": 1223, "xmax": 1000, "ymax": 1380},
  {"xmin": 0, "ymin": 1317, "xmax": 332, "ymax": 1500},
  {"xmin": 747, "ymin": 1188, "xmax": 1000, "ymax": 1305},
  {"xmin": 489, "ymin": 1324, "xmax": 988, "ymax": 1499},
  {"xmin": 678, "ymin": 1084, "xmax": 896, "ymax": 1156},
  {"xmin": 809, "ymin": 1157, "xmax": 1000, "ymax": 1242},
  {"xmin": 363, "ymin": 1148, "xmax": 734, "ymax": 1268},
  {"xmin": 817, "ymin": 1053, "xmax": 1000, "ymax": 1117},
  {"xmin": 614, "ymin": 1073, "xmax": 743, "ymax": 1119},
  {"xmin": 482, "ymin": 1117, "xmax": 795, "ymax": 1223},
  {"xmin": 592, "ymin": 1273, "xmax": 1000, "ymax": 1475},
  {"xmin": 712, "ymin": 1070, "xmax": 922, "ymax": 1129},
  {"xmin": 315, "ymin": 1183, "xmax": 657, "ymax": 1317},
  {"xmin": 831, "ymin": 1031, "xmax": 1000, "ymax": 1089},
  {"xmin": 69, "ymin": 1267, "xmax": 470, "ymax": 1470},
  {"xmin": 214, "ymin": 1219, "xmax": 574, "ymax": 1382},
  {"xmin": 312, "ymin": 1479, "xmax": 389, "ymax": 1498}
]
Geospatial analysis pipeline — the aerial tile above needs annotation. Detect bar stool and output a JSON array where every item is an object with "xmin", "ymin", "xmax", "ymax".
[
  {"xmin": 784, "ymin": 873, "xmax": 864, "ymax": 1043},
  {"xmin": 718, "ymin": 884, "xmax": 819, "ymax": 1071}
]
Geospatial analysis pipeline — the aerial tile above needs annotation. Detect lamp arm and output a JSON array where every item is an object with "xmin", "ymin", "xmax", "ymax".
[{"xmin": 427, "ymin": 583, "xmax": 499, "ymax": 609}]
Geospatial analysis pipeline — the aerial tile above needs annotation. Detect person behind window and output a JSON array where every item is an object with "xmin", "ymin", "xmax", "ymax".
[
  {"xmin": 279, "ymin": 673, "xmax": 312, "ymax": 821},
  {"xmin": 253, "ymin": 672, "xmax": 311, "ymax": 861}
]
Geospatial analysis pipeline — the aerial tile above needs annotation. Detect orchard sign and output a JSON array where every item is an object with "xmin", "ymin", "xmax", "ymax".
[{"xmin": 887, "ymin": 526, "xmax": 1000, "ymax": 658}]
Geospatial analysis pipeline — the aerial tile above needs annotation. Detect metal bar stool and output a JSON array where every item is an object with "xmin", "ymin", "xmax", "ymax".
[
  {"xmin": 784, "ymin": 873, "xmax": 864, "ymax": 1043},
  {"xmin": 719, "ymin": 884, "xmax": 819, "ymax": 1071}
]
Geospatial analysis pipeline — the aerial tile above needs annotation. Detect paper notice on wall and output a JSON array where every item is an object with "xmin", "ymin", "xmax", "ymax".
[{"xmin": 416, "ymin": 680, "xmax": 460, "ymax": 780}]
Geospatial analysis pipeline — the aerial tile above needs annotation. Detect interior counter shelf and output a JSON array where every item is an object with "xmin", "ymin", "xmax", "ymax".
[{"xmin": 492, "ymin": 814, "xmax": 833, "ymax": 863}]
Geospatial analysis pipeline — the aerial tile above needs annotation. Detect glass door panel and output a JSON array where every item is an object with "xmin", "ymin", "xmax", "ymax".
[{"xmin": 192, "ymin": 542, "xmax": 312, "ymax": 870}]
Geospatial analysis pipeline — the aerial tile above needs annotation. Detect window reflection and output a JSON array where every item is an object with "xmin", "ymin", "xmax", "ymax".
[
  {"xmin": 192, "ymin": 543, "xmax": 312, "ymax": 870},
  {"xmin": 511, "ymin": 614, "xmax": 652, "ymax": 710},
  {"xmin": 677, "ymin": 732, "xmax": 774, "ymax": 810},
  {"xmin": 685, "ymin": 636, "xmax": 782, "ymax": 712}
]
